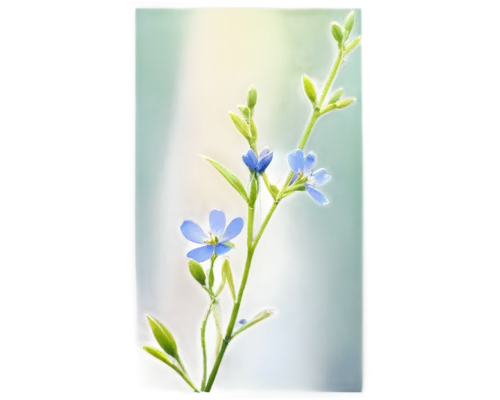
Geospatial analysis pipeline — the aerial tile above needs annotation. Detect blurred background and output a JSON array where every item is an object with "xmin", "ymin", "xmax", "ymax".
[{"xmin": 136, "ymin": 8, "xmax": 361, "ymax": 392}]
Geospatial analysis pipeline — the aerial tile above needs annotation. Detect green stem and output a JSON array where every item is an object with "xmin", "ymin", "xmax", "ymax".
[
  {"xmin": 200, "ymin": 297, "xmax": 216, "ymax": 391},
  {"xmin": 204, "ymin": 46, "xmax": 345, "ymax": 393},
  {"xmin": 171, "ymin": 358, "xmax": 199, "ymax": 392}
]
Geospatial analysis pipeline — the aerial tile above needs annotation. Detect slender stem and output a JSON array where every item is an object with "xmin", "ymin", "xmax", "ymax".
[
  {"xmin": 205, "ymin": 46, "xmax": 345, "ymax": 393},
  {"xmin": 204, "ymin": 203, "xmax": 256, "ymax": 391},
  {"xmin": 169, "ymin": 359, "xmax": 199, "ymax": 392},
  {"xmin": 200, "ymin": 297, "xmax": 216, "ymax": 391}
]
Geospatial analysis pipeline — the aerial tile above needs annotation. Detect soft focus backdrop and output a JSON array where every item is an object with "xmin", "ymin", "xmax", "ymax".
[{"xmin": 136, "ymin": 8, "xmax": 361, "ymax": 392}]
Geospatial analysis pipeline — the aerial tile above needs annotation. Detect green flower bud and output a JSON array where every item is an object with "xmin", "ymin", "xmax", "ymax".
[
  {"xmin": 336, "ymin": 98, "xmax": 355, "ymax": 109},
  {"xmin": 302, "ymin": 74, "xmax": 317, "ymax": 107},
  {"xmin": 328, "ymin": 88, "xmax": 344, "ymax": 105},
  {"xmin": 228, "ymin": 111, "xmax": 252, "ymax": 142},
  {"xmin": 345, "ymin": 36, "xmax": 361, "ymax": 54},
  {"xmin": 344, "ymin": 11, "xmax": 355, "ymax": 41},
  {"xmin": 188, "ymin": 259, "xmax": 206, "ymax": 287},
  {"xmin": 331, "ymin": 22, "xmax": 344, "ymax": 47},
  {"xmin": 247, "ymin": 84, "xmax": 257, "ymax": 109},
  {"xmin": 146, "ymin": 315, "xmax": 179, "ymax": 360}
]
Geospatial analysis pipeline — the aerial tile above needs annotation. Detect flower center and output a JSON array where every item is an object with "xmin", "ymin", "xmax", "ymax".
[{"xmin": 204, "ymin": 232, "xmax": 219, "ymax": 246}]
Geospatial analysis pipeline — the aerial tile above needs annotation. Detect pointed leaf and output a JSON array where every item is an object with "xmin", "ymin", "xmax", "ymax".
[
  {"xmin": 302, "ymin": 74, "xmax": 317, "ymax": 107},
  {"xmin": 188, "ymin": 259, "xmax": 206, "ymax": 287},
  {"xmin": 207, "ymin": 267, "xmax": 214, "ymax": 290},
  {"xmin": 344, "ymin": 11, "xmax": 355, "ymax": 40},
  {"xmin": 146, "ymin": 315, "xmax": 179, "ymax": 360},
  {"xmin": 229, "ymin": 112, "xmax": 251, "ymax": 141},
  {"xmin": 269, "ymin": 184, "xmax": 279, "ymax": 198},
  {"xmin": 237, "ymin": 104, "xmax": 250, "ymax": 120},
  {"xmin": 202, "ymin": 156, "xmax": 248, "ymax": 202},
  {"xmin": 139, "ymin": 343, "xmax": 197, "ymax": 390},
  {"xmin": 222, "ymin": 258, "xmax": 236, "ymax": 303},
  {"xmin": 232, "ymin": 309, "xmax": 276, "ymax": 338},
  {"xmin": 336, "ymin": 98, "xmax": 355, "ymax": 109}
]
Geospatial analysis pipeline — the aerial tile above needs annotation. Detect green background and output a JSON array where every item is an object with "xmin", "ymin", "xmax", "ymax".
[{"xmin": 136, "ymin": 8, "xmax": 361, "ymax": 392}]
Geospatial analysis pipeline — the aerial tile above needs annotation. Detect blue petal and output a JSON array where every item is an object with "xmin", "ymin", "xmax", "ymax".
[
  {"xmin": 209, "ymin": 209, "xmax": 226, "ymax": 237},
  {"xmin": 288, "ymin": 149, "xmax": 304, "ymax": 172},
  {"xmin": 289, "ymin": 171, "xmax": 299, "ymax": 185},
  {"xmin": 306, "ymin": 184, "xmax": 329, "ymax": 205},
  {"xmin": 303, "ymin": 152, "xmax": 317, "ymax": 175},
  {"xmin": 221, "ymin": 217, "xmax": 244, "ymax": 242},
  {"xmin": 187, "ymin": 245, "xmax": 214, "ymax": 262},
  {"xmin": 180, "ymin": 221, "xmax": 207, "ymax": 244},
  {"xmin": 259, "ymin": 147, "xmax": 271, "ymax": 158},
  {"xmin": 214, "ymin": 243, "xmax": 231, "ymax": 256},
  {"xmin": 242, "ymin": 149, "xmax": 258, "ymax": 172},
  {"xmin": 256, "ymin": 151, "xmax": 273, "ymax": 173},
  {"xmin": 311, "ymin": 168, "xmax": 331, "ymax": 186}
]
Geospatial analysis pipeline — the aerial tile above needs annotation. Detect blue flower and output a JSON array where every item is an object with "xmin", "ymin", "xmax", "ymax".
[
  {"xmin": 242, "ymin": 147, "xmax": 273, "ymax": 174},
  {"xmin": 234, "ymin": 318, "xmax": 247, "ymax": 331},
  {"xmin": 180, "ymin": 209, "xmax": 244, "ymax": 263},
  {"xmin": 288, "ymin": 149, "xmax": 331, "ymax": 205}
]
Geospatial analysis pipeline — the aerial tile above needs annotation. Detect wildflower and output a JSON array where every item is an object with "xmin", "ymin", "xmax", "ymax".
[
  {"xmin": 288, "ymin": 149, "xmax": 331, "ymax": 205},
  {"xmin": 181, "ymin": 209, "xmax": 244, "ymax": 262},
  {"xmin": 242, "ymin": 147, "xmax": 273, "ymax": 174}
]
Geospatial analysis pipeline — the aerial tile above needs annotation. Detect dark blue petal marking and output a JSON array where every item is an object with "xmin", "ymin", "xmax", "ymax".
[{"xmin": 256, "ymin": 151, "xmax": 273, "ymax": 173}]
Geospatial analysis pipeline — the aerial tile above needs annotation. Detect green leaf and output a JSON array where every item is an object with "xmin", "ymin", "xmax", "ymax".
[
  {"xmin": 249, "ymin": 175, "xmax": 259, "ymax": 206},
  {"xmin": 188, "ymin": 259, "xmax": 206, "ymax": 287},
  {"xmin": 345, "ymin": 36, "xmax": 361, "ymax": 53},
  {"xmin": 202, "ymin": 156, "xmax": 248, "ymax": 202},
  {"xmin": 224, "ymin": 241, "xmax": 236, "ymax": 249},
  {"xmin": 330, "ymin": 21, "xmax": 344, "ymax": 45},
  {"xmin": 344, "ymin": 11, "xmax": 355, "ymax": 40},
  {"xmin": 221, "ymin": 258, "xmax": 236, "ymax": 303},
  {"xmin": 237, "ymin": 104, "xmax": 250, "ymax": 120},
  {"xmin": 302, "ymin": 74, "xmax": 317, "ymax": 107},
  {"xmin": 146, "ymin": 315, "xmax": 179, "ymax": 360},
  {"xmin": 269, "ymin": 184, "xmax": 279, "ymax": 198},
  {"xmin": 232, "ymin": 309, "xmax": 276, "ymax": 338},
  {"xmin": 228, "ymin": 111, "xmax": 251, "ymax": 141},
  {"xmin": 207, "ymin": 267, "xmax": 215, "ymax": 290},
  {"xmin": 139, "ymin": 343, "xmax": 198, "ymax": 391},
  {"xmin": 139, "ymin": 343, "xmax": 180, "ymax": 371},
  {"xmin": 328, "ymin": 88, "xmax": 344, "ymax": 105},
  {"xmin": 212, "ymin": 300, "xmax": 223, "ymax": 356},
  {"xmin": 250, "ymin": 119, "xmax": 258, "ymax": 142}
]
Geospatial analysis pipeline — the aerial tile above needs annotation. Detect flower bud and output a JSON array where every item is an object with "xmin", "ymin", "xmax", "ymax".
[
  {"xmin": 344, "ymin": 11, "xmax": 355, "ymax": 40},
  {"xmin": 331, "ymin": 22, "xmax": 344, "ymax": 46},
  {"xmin": 336, "ymin": 98, "xmax": 355, "ymax": 109},
  {"xmin": 328, "ymin": 88, "xmax": 344, "ymax": 105},
  {"xmin": 247, "ymin": 84, "xmax": 257, "ymax": 109},
  {"xmin": 188, "ymin": 259, "xmax": 206, "ymax": 287},
  {"xmin": 302, "ymin": 74, "xmax": 317, "ymax": 107},
  {"xmin": 250, "ymin": 119, "xmax": 258, "ymax": 141},
  {"xmin": 345, "ymin": 36, "xmax": 361, "ymax": 54}
]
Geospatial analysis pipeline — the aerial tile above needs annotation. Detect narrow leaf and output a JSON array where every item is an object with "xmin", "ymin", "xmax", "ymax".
[
  {"xmin": 222, "ymin": 258, "xmax": 236, "ymax": 303},
  {"xmin": 250, "ymin": 119, "xmax": 258, "ymax": 142},
  {"xmin": 232, "ymin": 309, "xmax": 276, "ymax": 338},
  {"xmin": 202, "ymin": 156, "xmax": 248, "ymax": 202},
  {"xmin": 344, "ymin": 11, "xmax": 355, "ymax": 40},
  {"xmin": 213, "ymin": 300, "xmax": 223, "ymax": 357},
  {"xmin": 336, "ymin": 98, "xmax": 355, "ymax": 109},
  {"xmin": 208, "ymin": 267, "xmax": 215, "ymax": 290},
  {"xmin": 229, "ymin": 112, "xmax": 251, "ymax": 141},
  {"xmin": 302, "ymin": 74, "xmax": 317, "ymax": 107},
  {"xmin": 237, "ymin": 104, "xmax": 250, "ymax": 120},
  {"xmin": 146, "ymin": 315, "xmax": 179, "ymax": 360},
  {"xmin": 188, "ymin": 259, "xmax": 206, "ymax": 287},
  {"xmin": 269, "ymin": 184, "xmax": 279, "ymax": 198},
  {"xmin": 142, "ymin": 345, "xmax": 199, "ymax": 392},
  {"xmin": 331, "ymin": 22, "xmax": 344, "ymax": 46}
]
